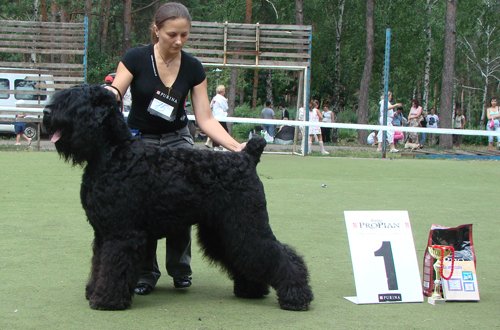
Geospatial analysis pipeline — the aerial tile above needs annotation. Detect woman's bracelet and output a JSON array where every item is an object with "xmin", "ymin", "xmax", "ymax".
[{"xmin": 107, "ymin": 85, "xmax": 123, "ymax": 103}]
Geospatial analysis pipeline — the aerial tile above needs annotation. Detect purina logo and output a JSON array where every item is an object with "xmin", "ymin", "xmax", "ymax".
[
  {"xmin": 378, "ymin": 293, "xmax": 402, "ymax": 302},
  {"xmin": 352, "ymin": 219, "xmax": 406, "ymax": 230}
]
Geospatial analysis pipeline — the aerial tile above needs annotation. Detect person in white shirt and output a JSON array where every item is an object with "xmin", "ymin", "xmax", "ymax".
[
  {"xmin": 206, "ymin": 85, "xmax": 229, "ymax": 150},
  {"xmin": 321, "ymin": 102, "xmax": 334, "ymax": 144},
  {"xmin": 377, "ymin": 91, "xmax": 402, "ymax": 153},
  {"xmin": 425, "ymin": 107, "xmax": 439, "ymax": 146}
]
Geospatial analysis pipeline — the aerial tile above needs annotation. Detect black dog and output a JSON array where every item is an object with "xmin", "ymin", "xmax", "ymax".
[{"xmin": 43, "ymin": 85, "xmax": 313, "ymax": 311}]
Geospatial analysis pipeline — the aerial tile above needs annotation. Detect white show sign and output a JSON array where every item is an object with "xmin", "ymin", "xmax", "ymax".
[{"xmin": 344, "ymin": 211, "xmax": 423, "ymax": 304}]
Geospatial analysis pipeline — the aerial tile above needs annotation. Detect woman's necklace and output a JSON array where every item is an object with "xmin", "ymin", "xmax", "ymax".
[{"xmin": 156, "ymin": 44, "xmax": 178, "ymax": 68}]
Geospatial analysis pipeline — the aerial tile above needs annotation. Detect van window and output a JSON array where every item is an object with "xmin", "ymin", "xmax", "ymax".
[
  {"xmin": 0, "ymin": 78, "xmax": 9, "ymax": 99},
  {"xmin": 14, "ymin": 79, "xmax": 47, "ymax": 101}
]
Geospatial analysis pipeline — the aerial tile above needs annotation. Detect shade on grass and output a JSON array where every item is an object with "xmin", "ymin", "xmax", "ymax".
[{"xmin": 0, "ymin": 151, "xmax": 498, "ymax": 329}]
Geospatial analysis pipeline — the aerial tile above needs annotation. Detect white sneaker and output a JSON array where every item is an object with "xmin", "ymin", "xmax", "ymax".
[
  {"xmin": 389, "ymin": 148, "xmax": 399, "ymax": 153},
  {"xmin": 321, "ymin": 150, "xmax": 330, "ymax": 155}
]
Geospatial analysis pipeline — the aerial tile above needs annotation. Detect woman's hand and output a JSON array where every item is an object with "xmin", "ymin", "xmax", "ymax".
[{"xmin": 234, "ymin": 142, "xmax": 247, "ymax": 152}]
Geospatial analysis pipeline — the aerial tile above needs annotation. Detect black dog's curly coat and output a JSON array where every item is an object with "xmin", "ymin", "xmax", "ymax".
[{"xmin": 43, "ymin": 85, "xmax": 313, "ymax": 311}]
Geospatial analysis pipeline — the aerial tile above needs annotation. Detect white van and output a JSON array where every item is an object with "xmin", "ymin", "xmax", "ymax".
[{"xmin": 0, "ymin": 70, "xmax": 54, "ymax": 139}]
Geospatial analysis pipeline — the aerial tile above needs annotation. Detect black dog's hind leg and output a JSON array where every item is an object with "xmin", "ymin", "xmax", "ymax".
[
  {"xmin": 197, "ymin": 223, "xmax": 270, "ymax": 299},
  {"xmin": 270, "ymin": 243, "xmax": 314, "ymax": 311},
  {"xmin": 232, "ymin": 273, "xmax": 270, "ymax": 299},
  {"xmin": 229, "ymin": 237, "xmax": 313, "ymax": 311},
  {"xmin": 86, "ymin": 233, "xmax": 102, "ymax": 300},
  {"xmin": 88, "ymin": 234, "xmax": 143, "ymax": 310}
]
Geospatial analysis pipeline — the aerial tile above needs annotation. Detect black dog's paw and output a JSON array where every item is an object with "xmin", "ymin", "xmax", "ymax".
[{"xmin": 89, "ymin": 298, "xmax": 131, "ymax": 311}]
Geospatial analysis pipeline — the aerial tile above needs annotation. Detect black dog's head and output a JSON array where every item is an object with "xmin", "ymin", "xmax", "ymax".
[{"xmin": 43, "ymin": 84, "xmax": 131, "ymax": 165}]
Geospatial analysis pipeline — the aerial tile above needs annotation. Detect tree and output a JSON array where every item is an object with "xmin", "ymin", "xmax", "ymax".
[
  {"xmin": 295, "ymin": 0, "xmax": 303, "ymax": 25},
  {"xmin": 98, "ymin": 0, "xmax": 112, "ymax": 53},
  {"xmin": 122, "ymin": 0, "xmax": 132, "ymax": 53},
  {"xmin": 439, "ymin": 0, "xmax": 458, "ymax": 149},
  {"xmin": 423, "ymin": 0, "xmax": 438, "ymax": 112},
  {"xmin": 459, "ymin": 14, "xmax": 500, "ymax": 124},
  {"xmin": 333, "ymin": 0, "xmax": 345, "ymax": 112},
  {"xmin": 357, "ymin": 0, "xmax": 374, "ymax": 144}
]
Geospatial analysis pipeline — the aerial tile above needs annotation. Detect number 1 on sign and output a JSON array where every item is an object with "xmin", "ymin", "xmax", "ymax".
[{"xmin": 374, "ymin": 241, "xmax": 398, "ymax": 290}]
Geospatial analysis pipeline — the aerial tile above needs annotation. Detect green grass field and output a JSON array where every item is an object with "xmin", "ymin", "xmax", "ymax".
[{"xmin": 1, "ymin": 151, "xmax": 499, "ymax": 329}]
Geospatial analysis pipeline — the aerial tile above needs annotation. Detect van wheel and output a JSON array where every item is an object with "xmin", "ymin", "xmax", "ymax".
[{"xmin": 24, "ymin": 124, "xmax": 37, "ymax": 139}]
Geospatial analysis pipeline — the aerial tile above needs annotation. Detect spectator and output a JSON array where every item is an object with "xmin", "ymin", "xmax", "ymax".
[
  {"xmin": 261, "ymin": 101, "xmax": 275, "ymax": 137},
  {"xmin": 377, "ymin": 91, "xmax": 402, "ymax": 153},
  {"xmin": 392, "ymin": 106, "xmax": 407, "ymax": 127},
  {"xmin": 367, "ymin": 130, "xmax": 378, "ymax": 146},
  {"xmin": 206, "ymin": 84, "xmax": 229, "ymax": 150},
  {"xmin": 308, "ymin": 99, "xmax": 329, "ymax": 155},
  {"xmin": 426, "ymin": 107, "xmax": 439, "ymax": 146},
  {"xmin": 392, "ymin": 106, "xmax": 406, "ymax": 144},
  {"xmin": 123, "ymin": 87, "xmax": 132, "ymax": 113},
  {"xmin": 278, "ymin": 104, "xmax": 289, "ymax": 120},
  {"xmin": 274, "ymin": 118, "xmax": 295, "ymax": 145},
  {"xmin": 321, "ymin": 102, "xmax": 334, "ymax": 144},
  {"xmin": 14, "ymin": 114, "xmax": 32, "ymax": 146},
  {"xmin": 452, "ymin": 104, "xmax": 466, "ymax": 147},
  {"xmin": 407, "ymin": 99, "xmax": 423, "ymax": 144},
  {"xmin": 486, "ymin": 96, "xmax": 500, "ymax": 151},
  {"xmin": 419, "ymin": 110, "xmax": 428, "ymax": 147}
]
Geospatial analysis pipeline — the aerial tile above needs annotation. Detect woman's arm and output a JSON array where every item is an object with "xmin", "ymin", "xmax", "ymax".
[
  {"xmin": 487, "ymin": 107, "xmax": 500, "ymax": 120},
  {"xmin": 408, "ymin": 106, "xmax": 422, "ymax": 119},
  {"xmin": 387, "ymin": 102, "xmax": 402, "ymax": 110},
  {"xmin": 316, "ymin": 108, "xmax": 323, "ymax": 121},
  {"xmin": 191, "ymin": 79, "xmax": 244, "ymax": 152},
  {"xmin": 107, "ymin": 62, "xmax": 133, "ymax": 101}
]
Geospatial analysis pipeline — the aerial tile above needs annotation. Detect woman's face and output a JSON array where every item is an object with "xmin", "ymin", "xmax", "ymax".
[
  {"xmin": 155, "ymin": 18, "xmax": 190, "ymax": 56},
  {"xmin": 491, "ymin": 98, "xmax": 497, "ymax": 106}
]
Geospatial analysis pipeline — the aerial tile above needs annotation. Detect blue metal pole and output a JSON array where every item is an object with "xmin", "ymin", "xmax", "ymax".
[{"xmin": 382, "ymin": 28, "xmax": 391, "ymax": 157}]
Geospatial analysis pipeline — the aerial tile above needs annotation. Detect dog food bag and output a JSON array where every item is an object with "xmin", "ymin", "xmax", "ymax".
[{"xmin": 422, "ymin": 224, "xmax": 476, "ymax": 297}]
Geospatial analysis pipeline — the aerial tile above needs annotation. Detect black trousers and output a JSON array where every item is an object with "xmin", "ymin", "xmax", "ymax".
[
  {"xmin": 321, "ymin": 127, "xmax": 331, "ymax": 143},
  {"xmin": 136, "ymin": 126, "xmax": 193, "ymax": 287}
]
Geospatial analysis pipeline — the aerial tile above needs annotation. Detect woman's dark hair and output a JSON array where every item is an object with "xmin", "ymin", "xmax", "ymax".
[
  {"xmin": 411, "ymin": 99, "xmax": 420, "ymax": 107},
  {"xmin": 151, "ymin": 2, "xmax": 192, "ymax": 43},
  {"xmin": 490, "ymin": 96, "xmax": 498, "ymax": 106}
]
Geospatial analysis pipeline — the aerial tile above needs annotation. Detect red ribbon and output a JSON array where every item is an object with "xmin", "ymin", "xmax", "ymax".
[{"xmin": 430, "ymin": 245, "xmax": 455, "ymax": 280}]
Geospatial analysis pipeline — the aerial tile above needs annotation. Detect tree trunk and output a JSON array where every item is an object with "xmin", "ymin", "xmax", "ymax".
[
  {"xmin": 40, "ymin": 0, "xmax": 48, "ymax": 21},
  {"xmin": 439, "ymin": 0, "xmax": 457, "ymax": 149},
  {"xmin": 247, "ymin": 0, "xmax": 259, "ymax": 109},
  {"xmin": 295, "ymin": 0, "xmax": 304, "ymax": 110},
  {"xmin": 99, "ymin": 0, "xmax": 112, "ymax": 53},
  {"xmin": 228, "ymin": 68, "xmax": 238, "ymax": 134},
  {"xmin": 333, "ymin": 0, "xmax": 345, "ymax": 113},
  {"xmin": 423, "ymin": 0, "xmax": 437, "ymax": 112},
  {"xmin": 295, "ymin": 0, "xmax": 304, "ymax": 25},
  {"xmin": 266, "ymin": 70, "xmax": 273, "ymax": 105},
  {"xmin": 84, "ymin": 0, "xmax": 92, "ymax": 37},
  {"xmin": 357, "ymin": 0, "xmax": 375, "ymax": 145},
  {"xmin": 49, "ymin": 1, "xmax": 58, "ymax": 63},
  {"xmin": 123, "ymin": 0, "xmax": 132, "ymax": 53},
  {"xmin": 246, "ymin": 0, "xmax": 252, "ymax": 22}
]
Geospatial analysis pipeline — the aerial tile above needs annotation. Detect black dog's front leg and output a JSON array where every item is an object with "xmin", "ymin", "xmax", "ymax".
[
  {"xmin": 88, "ymin": 237, "xmax": 142, "ymax": 310},
  {"xmin": 85, "ymin": 234, "xmax": 102, "ymax": 300}
]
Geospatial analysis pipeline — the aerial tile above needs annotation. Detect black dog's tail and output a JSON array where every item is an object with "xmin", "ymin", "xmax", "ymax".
[{"xmin": 243, "ymin": 136, "xmax": 266, "ymax": 164}]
